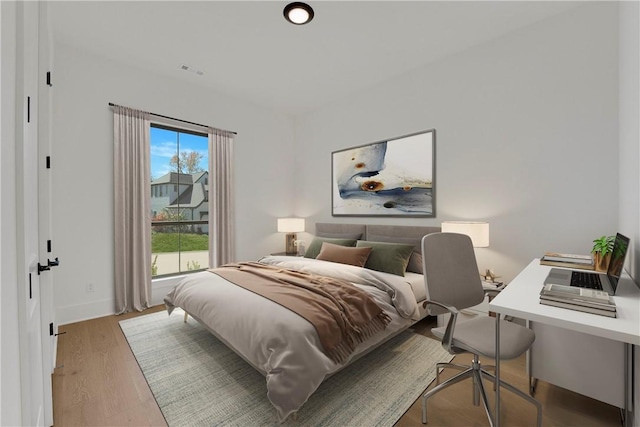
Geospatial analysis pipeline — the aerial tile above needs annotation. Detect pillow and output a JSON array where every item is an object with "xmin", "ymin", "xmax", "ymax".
[
  {"xmin": 355, "ymin": 240, "xmax": 415, "ymax": 276},
  {"xmin": 316, "ymin": 242, "xmax": 372, "ymax": 267},
  {"xmin": 304, "ymin": 237, "xmax": 358, "ymax": 259},
  {"xmin": 406, "ymin": 252, "xmax": 424, "ymax": 274}
]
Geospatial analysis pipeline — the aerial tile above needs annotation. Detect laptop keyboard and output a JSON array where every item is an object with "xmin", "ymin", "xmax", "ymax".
[{"xmin": 570, "ymin": 271, "xmax": 603, "ymax": 290}]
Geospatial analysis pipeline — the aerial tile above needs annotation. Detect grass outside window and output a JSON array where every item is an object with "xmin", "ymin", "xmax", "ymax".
[{"xmin": 152, "ymin": 231, "xmax": 208, "ymax": 253}]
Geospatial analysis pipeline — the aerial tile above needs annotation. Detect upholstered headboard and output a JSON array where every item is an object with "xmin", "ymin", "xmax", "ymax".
[
  {"xmin": 314, "ymin": 223, "xmax": 440, "ymax": 252},
  {"xmin": 314, "ymin": 223, "xmax": 441, "ymax": 274},
  {"xmin": 315, "ymin": 223, "xmax": 366, "ymax": 240},
  {"xmin": 364, "ymin": 224, "xmax": 441, "ymax": 255}
]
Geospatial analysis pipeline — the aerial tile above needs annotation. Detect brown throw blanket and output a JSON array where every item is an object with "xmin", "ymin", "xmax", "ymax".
[{"xmin": 209, "ymin": 262, "xmax": 391, "ymax": 364}]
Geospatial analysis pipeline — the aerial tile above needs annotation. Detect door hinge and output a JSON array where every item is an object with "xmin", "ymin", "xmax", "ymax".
[
  {"xmin": 46, "ymin": 71, "xmax": 52, "ymax": 87},
  {"xmin": 50, "ymin": 323, "xmax": 67, "ymax": 337},
  {"xmin": 47, "ymin": 239, "xmax": 52, "ymax": 253},
  {"xmin": 46, "ymin": 156, "xmax": 51, "ymax": 169}
]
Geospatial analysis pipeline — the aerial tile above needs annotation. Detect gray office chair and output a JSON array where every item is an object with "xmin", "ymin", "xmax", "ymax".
[{"xmin": 421, "ymin": 232, "xmax": 541, "ymax": 427}]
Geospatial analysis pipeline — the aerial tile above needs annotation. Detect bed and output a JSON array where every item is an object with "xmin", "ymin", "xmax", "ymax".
[{"xmin": 164, "ymin": 223, "xmax": 440, "ymax": 421}]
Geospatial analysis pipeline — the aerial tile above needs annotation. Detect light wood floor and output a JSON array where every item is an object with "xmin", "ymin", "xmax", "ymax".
[{"xmin": 53, "ymin": 306, "xmax": 622, "ymax": 426}]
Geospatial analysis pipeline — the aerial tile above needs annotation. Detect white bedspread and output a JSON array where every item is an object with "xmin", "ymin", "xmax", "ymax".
[{"xmin": 164, "ymin": 256, "xmax": 421, "ymax": 421}]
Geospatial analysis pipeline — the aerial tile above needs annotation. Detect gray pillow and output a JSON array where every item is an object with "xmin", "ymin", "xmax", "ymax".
[
  {"xmin": 355, "ymin": 240, "xmax": 415, "ymax": 276},
  {"xmin": 406, "ymin": 252, "xmax": 424, "ymax": 274},
  {"xmin": 304, "ymin": 237, "xmax": 358, "ymax": 259}
]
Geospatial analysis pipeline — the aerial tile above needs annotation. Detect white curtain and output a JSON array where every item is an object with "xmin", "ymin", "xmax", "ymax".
[
  {"xmin": 208, "ymin": 127, "xmax": 235, "ymax": 267},
  {"xmin": 113, "ymin": 105, "xmax": 151, "ymax": 314}
]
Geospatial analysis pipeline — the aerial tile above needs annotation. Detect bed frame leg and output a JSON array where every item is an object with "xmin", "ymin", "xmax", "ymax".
[{"xmin": 183, "ymin": 311, "xmax": 188, "ymax": 323}]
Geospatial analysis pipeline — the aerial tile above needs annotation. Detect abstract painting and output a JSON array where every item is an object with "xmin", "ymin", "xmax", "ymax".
[{"xmin": 332, "ymin": 129, "xmax": 435, "ymax": 217}]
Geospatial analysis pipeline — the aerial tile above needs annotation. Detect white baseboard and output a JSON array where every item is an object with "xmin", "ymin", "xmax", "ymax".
[
  {"xmin": 56, "ymin": 298, "xmax": 116, "ymax": 326},
  {"xmin": 57, "ymin": 276, "xmax": 187, "ymax": 325}
]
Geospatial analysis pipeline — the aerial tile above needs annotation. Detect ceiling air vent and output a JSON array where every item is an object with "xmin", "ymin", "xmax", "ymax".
[{"xmin": 180, "ymin": 64, "xmax": 204, "ymax": 76}]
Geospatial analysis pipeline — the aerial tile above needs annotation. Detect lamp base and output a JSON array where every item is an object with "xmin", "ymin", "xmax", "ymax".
[
  {"xmin": 285, "ymin": 233, "xmax": 297, "ymax": 255},
  {"xmin": 480, "ymin": 269, "xmax": 501, "ymax": 283}
]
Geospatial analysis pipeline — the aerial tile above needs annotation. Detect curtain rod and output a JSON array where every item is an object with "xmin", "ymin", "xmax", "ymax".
[{"xmin": 108, "ymin": 102, "xmax": 237, "ymax": 135}]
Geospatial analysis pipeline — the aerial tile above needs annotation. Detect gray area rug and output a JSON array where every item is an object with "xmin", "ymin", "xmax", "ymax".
[{"xmin": 120, "ymin": 310, "xmax": 453, "ymax": 427}]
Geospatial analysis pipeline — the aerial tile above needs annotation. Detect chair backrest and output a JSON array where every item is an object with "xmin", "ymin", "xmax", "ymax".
[{"xmin": 421, "ymin": 232, "xmax": 485, "ymax": 315}]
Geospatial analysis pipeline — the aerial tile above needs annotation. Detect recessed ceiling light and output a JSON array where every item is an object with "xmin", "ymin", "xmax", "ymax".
[{"xmin": 284, "ymin": 2, "xmax": 314, "ymax": 25}]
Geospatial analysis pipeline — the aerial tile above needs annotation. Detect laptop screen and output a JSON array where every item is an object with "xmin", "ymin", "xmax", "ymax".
[{"xmin": 606, "ymin": 233, "xmax": 630, "ymax": 293}]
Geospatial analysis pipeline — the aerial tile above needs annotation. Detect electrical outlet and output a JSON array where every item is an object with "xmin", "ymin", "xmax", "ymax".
[{"xmin": 86, "ymin": 283, "xmax": 95, "ymax": 293}]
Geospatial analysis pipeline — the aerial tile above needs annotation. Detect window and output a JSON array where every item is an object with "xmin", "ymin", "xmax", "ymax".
[{"xmin": 150, "ymin": 124, "xmax": 209, "ymax": 277}]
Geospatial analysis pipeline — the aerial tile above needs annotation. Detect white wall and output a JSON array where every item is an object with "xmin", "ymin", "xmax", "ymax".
[
  {"xmin": 294, "ymin": 3, "xmax": 619, "ymax": 284},
  {"xmin": 618, "ymin": 2, "xmax": 640, "ymax": 425},
  {"xmin": 0, "ymin": 2, "xmax": 22, "ymax": 425},
  {"xmin": 52, "ymin": 44, "xmax": 297, "ymax": 324},
  {"xmin": 619, "ymin": 2, "xmax": 640, "ymax": 281}
]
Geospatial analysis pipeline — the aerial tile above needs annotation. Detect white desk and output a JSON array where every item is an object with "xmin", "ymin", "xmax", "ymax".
[{"xmin": 489, "ymin": 259, "xmax": 640, "ymax": 427}]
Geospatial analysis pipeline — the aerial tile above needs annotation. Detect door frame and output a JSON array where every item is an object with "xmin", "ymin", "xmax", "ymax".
[
  {"xmin": 37, "ymin": 2, "xmax": 55, "ymax": 425},
  {"xmin": 2, "ymin": 1, "xmax": 53, "ymax": 425}
]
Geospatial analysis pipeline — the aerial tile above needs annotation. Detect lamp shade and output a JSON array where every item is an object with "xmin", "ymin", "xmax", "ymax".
[
  {"xmin": 277, "ymin": 218, "xmax": 305, "ymax": 233},
  {"xmin": 441, "ymin": 221, "xmax": 489, "ymax": 248}
]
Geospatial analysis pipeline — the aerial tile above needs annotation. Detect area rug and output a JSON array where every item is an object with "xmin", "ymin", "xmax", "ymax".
[{"xmin": 120, "ymin": 310, "xmax": 453, "ymax": 427}]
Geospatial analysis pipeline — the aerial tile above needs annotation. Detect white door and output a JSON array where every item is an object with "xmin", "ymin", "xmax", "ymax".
[
  {"xmin": 16, "ymin": 1, "xmax": 47, "ymax": 424},
  {"xmin": 37, "ymin": 2, "xmax": 55, "ymax": 425}
]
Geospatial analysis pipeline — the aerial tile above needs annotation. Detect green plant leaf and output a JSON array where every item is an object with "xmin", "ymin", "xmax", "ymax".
[{"xmin": 591, "ymin": 235, "xmax": 615, "ymax": 256}]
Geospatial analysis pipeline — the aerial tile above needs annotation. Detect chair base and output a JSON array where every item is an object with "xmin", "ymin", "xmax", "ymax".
[
  {"xmin": 436, "ymin": 361, "xmax": 496, "ymax": 392},
  {"xmin": 423, "ymin": 356, "xmax": 541, "ymax": 427}
]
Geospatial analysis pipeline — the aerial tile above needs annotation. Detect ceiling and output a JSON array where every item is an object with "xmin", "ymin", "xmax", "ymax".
[{"xmin": 49, "ymin": 1, "xmax": 582, "ymax": 116}]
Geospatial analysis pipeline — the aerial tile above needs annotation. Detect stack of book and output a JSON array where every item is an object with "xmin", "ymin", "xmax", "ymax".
[
  {"xmin": 539, "ymin": 283, "xmax": 616, "ymax": 317},
  {"xmin": 540, "ymin": 252, "xmax": 594, "ymax": 270}
]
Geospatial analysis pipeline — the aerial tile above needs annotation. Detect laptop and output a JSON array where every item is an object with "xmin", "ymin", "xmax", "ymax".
[{"xmin": 543, "ymin": 233, "xmax": 630, "ymax": 295}]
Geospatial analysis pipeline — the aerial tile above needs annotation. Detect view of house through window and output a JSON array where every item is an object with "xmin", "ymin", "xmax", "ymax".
[{"xmin": 150, "ymin": 124, "xmax": 209, "ymax": 277}]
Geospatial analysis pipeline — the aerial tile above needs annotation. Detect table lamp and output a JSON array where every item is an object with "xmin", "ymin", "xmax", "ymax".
[
  {"xmin": 441, "ymin": 221, "xmax": 498, "ymax": 282},
  {"xmin": 441, "ymin": 221, "xmax": 489, "ymax": 248},
  {"xmin": 277, "ymin": 218, "xmax": 305, "ymax": 255}
]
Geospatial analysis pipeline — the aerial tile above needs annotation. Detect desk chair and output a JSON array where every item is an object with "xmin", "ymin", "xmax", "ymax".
[{"xmin": 421, "ymin": 232, "xmax": 541, "ymax": 426}]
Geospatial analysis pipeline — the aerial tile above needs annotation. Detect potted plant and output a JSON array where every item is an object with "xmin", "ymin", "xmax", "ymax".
[{"xmin": 592, "ymin": 235, "xmax": 615, "ymax": 272}]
